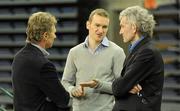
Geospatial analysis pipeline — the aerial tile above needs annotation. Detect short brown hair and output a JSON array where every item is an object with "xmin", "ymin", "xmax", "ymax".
[
  {"xmin": 26, "ymin": 12, "xmax": 57, "ymax": 42},
  {"xmin": 88, "ymin": 8, "xmax": 109, "ymax": 22}
]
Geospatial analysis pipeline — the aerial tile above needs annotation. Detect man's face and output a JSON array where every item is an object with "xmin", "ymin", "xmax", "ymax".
[
  {"xmin": 119, "ymin": 16, "xmax": 136, "ymax": 43},
  {"xmin": 86, "ymin": 14, "xmax": 109, "ymax": 43},
  {"xmin": 45, "ymin": 26, "xmax": 56, "ymax": 48}
]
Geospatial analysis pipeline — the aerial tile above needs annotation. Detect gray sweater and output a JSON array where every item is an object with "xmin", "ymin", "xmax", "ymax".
[{"xmin": 62, "ymin": 41, "xmax": 125, "ymax": 111}]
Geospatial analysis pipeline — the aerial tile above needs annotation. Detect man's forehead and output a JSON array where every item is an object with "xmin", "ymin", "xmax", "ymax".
[{"xmin": 120, "ymin": 17, "xmax": 128, "ymax": 24}]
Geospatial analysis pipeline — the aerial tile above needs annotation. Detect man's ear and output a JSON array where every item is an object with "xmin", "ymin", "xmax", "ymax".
[
  {"xmin": 86, "ymin": 21, "xmax": 90, "ymax": 30},
  {"xmin": 132, "ymin": 24, "xmax": 137, "ymax": 34},
  {"xmin": 43, "ymin": 32, "xmax": 48, "ymax": 40}
]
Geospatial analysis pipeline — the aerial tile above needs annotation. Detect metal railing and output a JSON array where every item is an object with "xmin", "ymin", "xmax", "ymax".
[{"xmin": 0, "ymin": 87, "xmax": 13, "ymax": 111}]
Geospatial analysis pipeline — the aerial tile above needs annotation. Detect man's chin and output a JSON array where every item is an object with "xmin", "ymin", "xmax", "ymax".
[
  {"xmin": 45, "ymin": 45, "xmax": 52, "ymax": 49},
  {"xmin": 97, "ymin": 37, "xmax": 102, "ymax": 40},
  {"xmin": 123, "ymin": 40, "xmax": 129, "ymax": 43},
  {"xmin": 96, "ymin": 39, "xmax": 103, "ymax": 42}
]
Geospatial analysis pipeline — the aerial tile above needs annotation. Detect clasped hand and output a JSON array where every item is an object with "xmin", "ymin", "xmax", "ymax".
[{"xmin": 129, "ymin": 84, "xmax": 142, "ymax": 94}]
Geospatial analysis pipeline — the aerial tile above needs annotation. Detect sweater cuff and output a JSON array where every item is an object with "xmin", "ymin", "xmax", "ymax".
[
  {"xmin": 68, "ymin": 86, "xmax": 75, "ymax": 97},
  {"xmin": 93, "ymin": 79, "xmax": 100, "ymax": 89}
]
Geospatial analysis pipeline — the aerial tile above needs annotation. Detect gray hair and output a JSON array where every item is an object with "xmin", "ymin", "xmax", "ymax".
[{"xmin": 119, "ymin": 6, "xmax": 156, "ymax": 37}]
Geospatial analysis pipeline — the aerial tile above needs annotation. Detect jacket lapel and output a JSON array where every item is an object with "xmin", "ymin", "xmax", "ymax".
[{"xmin": 122, "ymin": 37, "xmax": 151, "ymax": 76}]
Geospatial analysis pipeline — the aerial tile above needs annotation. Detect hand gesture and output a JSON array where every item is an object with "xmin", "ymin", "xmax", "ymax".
[
  {"xmin": 80, "ymin": 80, "xmax": 99, "ymax": 88},
  {"xmin": 71, "ymin": 85, "xmax": 85, "ymax": 97}
]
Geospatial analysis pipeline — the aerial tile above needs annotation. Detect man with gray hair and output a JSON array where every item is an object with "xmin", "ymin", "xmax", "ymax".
[{"xmin": 112, "ymin": 6, "xmax": 164, "ymax": 111}]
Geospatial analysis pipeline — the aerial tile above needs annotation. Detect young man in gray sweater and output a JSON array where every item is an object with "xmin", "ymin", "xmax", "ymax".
[{"xmin": 61, "ymin": 9, "xmax": 126, "ymax": 111}]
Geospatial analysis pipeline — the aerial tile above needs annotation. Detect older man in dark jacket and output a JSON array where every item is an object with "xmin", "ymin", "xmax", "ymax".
[{"xmin": 112, "ymin": 6, "xmax": 164, "ymax": 111}]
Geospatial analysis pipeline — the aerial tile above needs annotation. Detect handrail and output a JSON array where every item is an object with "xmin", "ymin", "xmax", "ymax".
[
  {"xmin": 0, "ymin": 107, "xmax": 6, "ymax": 111},
  {"xmin": 0, "ymin": 87, "xmax": 13, "ymax": 99}
]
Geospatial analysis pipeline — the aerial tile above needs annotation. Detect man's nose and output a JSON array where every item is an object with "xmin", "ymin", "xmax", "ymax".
[
  {"xmin": 119, "ymin": 29, "xmax": 124, "ymax": 37},
  {"xmin": 98, "ymin": 27, "xmax": 103, "ymax": 33},
  {"xmin": 119, "ymin": 29, "xmax": 122, "ymax": 35}
]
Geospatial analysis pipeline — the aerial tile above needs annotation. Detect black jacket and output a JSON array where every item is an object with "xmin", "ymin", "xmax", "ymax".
[
  {"xmin": 12, "ymin": 43, "xmax": 70, "ymax": 111},
  {"xmin": 112, "ymin": 37, "xmax": 164, "ymax": 111}
]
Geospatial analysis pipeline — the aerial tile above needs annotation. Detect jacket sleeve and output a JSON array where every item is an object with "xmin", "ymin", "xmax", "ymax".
[
  {"xmin": 39, "ymin": 62, "xmax": 70, "ymax": 110},
  {"xmin": 112, "ymin": 49, "xmax": 154, "ymax": 98}
]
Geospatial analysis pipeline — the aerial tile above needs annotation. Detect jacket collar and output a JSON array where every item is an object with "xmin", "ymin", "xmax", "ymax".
[
  {"xmin": 123, "ymin": 37, "xmax": 151, "ymax": 67},
  {"xmin": 130, "ymin": 37, "xmax": 151, "ymax": 54}
]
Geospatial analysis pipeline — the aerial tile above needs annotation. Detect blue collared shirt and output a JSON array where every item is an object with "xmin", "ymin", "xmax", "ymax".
[
  {"xmin": 84, "ymin": 36, "xmax": 109, "ymax": 55},
  {"xmin": 129, "ymin": 36, "xmax": 145, "ymax": 53}
]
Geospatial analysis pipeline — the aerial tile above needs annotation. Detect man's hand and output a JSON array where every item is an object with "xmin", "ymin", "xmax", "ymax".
[
  {"xmin": 129, "ymin": 84, "xmax": 142, "ymax": 94},
  {"xmin": 80, "ymin": 80, "xmax": 99, "ymax": 88},
  {"xmin": 71, "ymin": 85, "xmax": 85, "ymax": 97}
]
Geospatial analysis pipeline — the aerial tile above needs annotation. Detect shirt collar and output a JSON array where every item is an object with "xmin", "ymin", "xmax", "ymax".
[
  {"xmin": 84, "ymin": 36, "xmax": 109, "ymax": 48},
  {"xmin": 30, "ymin": 42, "xmax": 49, "ymax": 56},
  {"xmin": 129, "ymin": 36, "xmax": 145, "ymax": 53}
]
